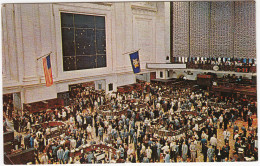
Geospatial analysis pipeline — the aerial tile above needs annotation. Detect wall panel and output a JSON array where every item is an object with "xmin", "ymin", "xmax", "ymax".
[
  {"xmin": 133, "ymin": 17, "xmax": 154, "ymax": 63},
  {"xmin": 172, "ymin": 2, "xmax": 189, "ymax": 57},
  {"xmin": 5, "ymin": 4, "xmax": 19, "ymax": 81},
  {"xmin": 210, "ymin": 1, "xmax": 234, "ymax": 58},
  {"xmin": 21, "ymin": 4, "xmax": 38, "ymax": 80},
  {"xmin": 190, "ymin": 2, "xmax": 210, "ymax": 57},
  {"xmin": 234, "ymin": 1, "xmax": 256, "ymax": 58}
]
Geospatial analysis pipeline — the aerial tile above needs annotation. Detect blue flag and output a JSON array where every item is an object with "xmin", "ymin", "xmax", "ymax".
[{"xmin": 129, "ymin": 51, "xmax": 141, "ymax": 73}]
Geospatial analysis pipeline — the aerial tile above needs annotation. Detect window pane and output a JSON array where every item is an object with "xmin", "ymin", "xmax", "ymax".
[
  {"xmin": 75, "ymin": 29, "xmax": 88, "ymax": 55},
  {"xmin": 108, "ymin": 83, "xmax": 113, "ymax": 91},
  {"xmin": 85, "ymin": 29, "xmax": 96, "ymax": 55},
  {"xmin": 95, "ymin": 16, "xmax": 105, "ymax": 29},
  {"xmin": 63, "ymin": 56, "xmax": 76, "ymax": 71},
  {"xmin": 96, "ymin": 30, "xmax": 106, "ymax": 54},
  {"xmin": 76, "ymin": 56, "xmax": 96, "ymax": 70},
  {"xmin": 97, "ymin": 55, "xmax": 106, "ymax": 68},
  {"xmin": 74, "ymin": 14, "xmax": 95, "ymax": 28},
  {"xmin": 61, "ymin": 13, "xmax": 74, "ymax": 27},
  {"xmin": 62, "ymin": 27, "xmax": 75, "ymax": 57}
]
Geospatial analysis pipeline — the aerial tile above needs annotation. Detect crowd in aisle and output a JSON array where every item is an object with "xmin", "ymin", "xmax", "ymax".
[{"xmin": 3, "ymin": 81, "xmax": 258, "ymax": 164}]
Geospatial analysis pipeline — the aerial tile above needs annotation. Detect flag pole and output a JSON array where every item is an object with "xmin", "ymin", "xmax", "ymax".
[
  {"xmin": 37, "ymin": 51, "xmax": 52, "ymax": 60},
  {"xmin": 122, "ymin": 49, "xmax": 140, "ymax": 55}
]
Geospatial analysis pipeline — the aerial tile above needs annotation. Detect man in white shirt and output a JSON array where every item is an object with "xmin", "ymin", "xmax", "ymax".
[
  {"xmin": 60, "ymin": 138, "xmax": 65, "ymax": 145},
  {"xmin": 70, "ymin": 138, "xmax": 76, "ymax": 149},
  {"xmin": 62, "ymin": 109, "xmax": 67, "ymax": 121},
  {"xmin": 69, "ymin": 116, "xmax": 74, "ymax": 125},
  {"xmin": 210, "ymin": 134, "xmax": 217, "ymax": 148},
  {"xmin": 190, "ymin": 141, "xmax": 197, "ymax": 162},
  {"xmin": 162, "ymin": 143, "xmax": 170, "ymax": 154},
  {"xmin": 219, "ymin": 114, "xmax": 223, "ymax": 129},
  {"xmin": 58, "ymin": 111, "xmax": 62, "ymax": 120},
  {"xmin": 234, "ymin": 131, "xmax": 239, "ymax": 141},
  {"xmin": 223, "ymin": 129, "xmax": 230, "ymax": 143},
  {"xmin": 87, "ymin": 124, "xmax": 93, "ymax": 139},
  {"xmin": 201, "ymin": 131, "xmax": 208, "ymax": 140},
  {"xmin": 145, "ymin": 146, "xmax": 152, "ymax": 161},
  {"xmin": 41, "ymin": 153, "xmax": 49, "ymax": 164}
]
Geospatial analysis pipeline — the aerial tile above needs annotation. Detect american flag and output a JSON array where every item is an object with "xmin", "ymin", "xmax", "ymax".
[{"xmin": 42, "ymin": 55, "xmax": 53, "ymax": 87}]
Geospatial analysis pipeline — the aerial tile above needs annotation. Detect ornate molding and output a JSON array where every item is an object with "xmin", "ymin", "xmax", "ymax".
[
  {"xmin": 131, "ymin": 3, "xmax": 157, "ymax": 15},
  {"xmin": 93, "ymin": 2, "xmax": 113, "ymax": 7},
  {"xmin": 56, "ymin": 3, "xmax": 112, "ymax": 11}
]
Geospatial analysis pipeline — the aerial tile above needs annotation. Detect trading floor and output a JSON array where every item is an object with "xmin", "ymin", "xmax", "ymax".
[{"xmin": 3, "ymin": 79, "xmax": 258, "ymax": 164}]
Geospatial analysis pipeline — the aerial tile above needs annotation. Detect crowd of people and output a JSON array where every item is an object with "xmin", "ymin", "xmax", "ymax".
[{"xmin": 3, "ymin": 80, "xmax": 258, "ymax": 164}]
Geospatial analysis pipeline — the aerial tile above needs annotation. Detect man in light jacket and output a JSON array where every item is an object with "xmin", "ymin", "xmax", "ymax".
[
  {"xmin": 207, "ymin": 145, "xmax": 215, "ymax": 162},
  {"xmin": 210, "ymin": 134, "xmax": 217, "ymax": 149},
  {"xmin": 63, "ymin": 147, "xmax": 70, "ymax": 164},
  {"xmin": 190, "ymin": 141, "xmax": 197, "ymax": 162},
  {"xmin": 57, "ymin": 147, "xmax": 65, "ymax": 164},
  {"xmin": 182, "ymin": 141, "xmax": 188, "ymax": 162}
]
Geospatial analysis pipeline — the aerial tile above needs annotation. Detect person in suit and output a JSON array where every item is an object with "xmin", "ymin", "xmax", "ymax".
[
  {"xmin": 52, "ymin": 144, "xmax": 58, "ymax": 163},
  {"xmin": 219, "ymin": 114, "xmax": 223, "ymax": 129},
  {"xmin": 172, "ymin": 141, "xmax": 178, "ymax": 162},
  {"xmin": 15, "ymin": 133, "xmax": 22, "ymax": 149},
  {"xmin": 41, "ymin": 152, "xmax": 49, "ymax": 164},
  {"xmin": 201, "ymin": 136, "xmax": 207, "ymax": 153},
  {"xmin": 164, "ymin": 151, "xmax": 170, "ymax": 163},
  {"xmin": 248, "ymin": 116, "xmax": 253, "ymax": 128},
  {"xmin": 98, "ymin": 125, "xmax": 104, "ymax": 141},
  {"xmin": 119, "ymin": 145, "xmax": 124, "ymax": 159},
  {"xmin": 233, "ymin": 123, "xmax": 239, "ymax": 139},
  {"xmin": 181, "ymin": 141, "xmax": 188, "ymax": 162},
  {"xmin": 241, "ymin": 125, "xmax": 247, "ymax": 137},
  {"xmin": 136, "ymin": 142, "xmax": 141, "ymax": 162},
  {"xmin": 57, "ymin": 147, "xmax": 65, "ymax": 164},
  {"xmin": 30, "ymin": 135, "xmax": 35, "ymax": 148},
  {"xmin": 210, "ymin": 134, "xmax": 217, "ymax": 150},
  {"xmin": 70, "ymin": 138, "xmax": 76, "ymax": 149},
  {"xmin": 151, "ymin": 142, "xmax": 157, "ymax": 162},
  {"xmin": 215, "ymin": 146, "xmax": 223, "ymax": 162},
  {"xmin": 76, "ymin": 138, "xmax": 81, "ymax": 148},
  {"xmin": 80, "ymin": 154, "xmax": 86, "ymax": 164},
  {"xmin": 63, "ymin": 147, "xmax": 70, "ymax": 164},
  {"xmin": 145, "ymin": 146, "xmax": 152, "ymax": 161},
  {"xmin": 223, "ymin": 115, "xmax": 229, "ymax": 130},
  {"xmin": 223, "ymin": 129, "xmax": 230, "ymax": 144},
  {"xmin": 87, "ymin": 124, "xmax": 93, "ymax": 139},
  {"xmin": 47, "ymin": 150, "xmax": 54, "ymax": 164},
  {"xmin": 86, "ymin": 152, "xmax": 93, "ymax": 163},
  {"xmin": 129, "ymin": 154, "xmax": 136, "ymax": 163},
  {"xmin": 190, "ymin": 141, "xmax": 197, "ymax": 162},
  {"xmin": 222, "ymin": 143, "xmax": 230, "ymax": 161},
  {"xmin": 202, "ymin": 143, "xmax": 208, "ymax": 162}
]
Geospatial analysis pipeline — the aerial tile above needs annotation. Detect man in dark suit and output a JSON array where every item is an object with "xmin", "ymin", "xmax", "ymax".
[
  {"xmin": 215, "ymin": 146, "xmax": 223, "ymax": 162},
  {"xmin": 15, "ymin": 133, "xmax": 22, "ymax": 149},
  {"xmin": 136, "ymin": 142, "xmax": 141, "ymax": 162},
  {"xmin": 24, "ymin": 131, "xmax": 31, "ymax": 149},
  {"xmin": 151, "ymin": 142, "xmax": 157, "ymax": 162},
  {"xmin": 63, "ymin": 147, "xmax": 70, "ymax": 164},
  {"xmin": 129, "ymin": 154, "xmax": 136, "ymax": 163},
  {"xmin": 233, "ymin": 123, "xmax": 239, "ymax": 139},
  {"xmin": 202, "ymin": 143, "xmax": 208, "ymax": 162}
]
